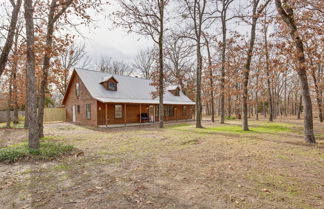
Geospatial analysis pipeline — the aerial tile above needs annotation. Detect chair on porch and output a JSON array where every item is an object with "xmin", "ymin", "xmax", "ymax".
[{"xmin": 139, "ymin": 113, "xmax": 150, "ymax": 123}]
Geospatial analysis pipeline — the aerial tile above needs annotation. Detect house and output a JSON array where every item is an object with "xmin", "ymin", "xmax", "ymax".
[{"xmin": 62, "ymin": 69, "xmax": 195, "ymax": 126}]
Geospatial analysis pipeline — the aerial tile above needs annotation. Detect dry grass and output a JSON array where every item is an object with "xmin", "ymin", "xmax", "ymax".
[{"xmin": 0, "ymin": 118, "xmax": 323, "ymax": 209}]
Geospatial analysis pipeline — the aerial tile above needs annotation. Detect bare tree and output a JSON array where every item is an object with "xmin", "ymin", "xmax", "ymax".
[
  {"xmin": 0, "ymin": 0, "xmax": 22, "ymax": 78},
  {"xmin": 241, "ymin": 0, "xmax": 271, "ymax": 131},
  {"xmin": 202, "ymin": 33, "xmax": 215, "ymax": 122},
  {"xmin": 38, "ymin": 0, "xmax": 75, "ymax": 138},
  {"xmin": 54, "ymin": 43, "xmax": 89, "ymax": 97},
  {"xmin": 133, "ymin": 48, "xmax": 154, "ymax": 79},
  {"xmin": 181, "ymin": 0, "xmax": 214, "ymax": 128},
  {"xmin": 275, "ymin": 0, "xmax": 316, "ymax": 143},
  {"xmin": 97, "ymin": 56, "xmax": 133, "ymax": 76},
  {"xmin": 113, "ymin": 0, "xmax": 169, "ymax": 128},
  {"xmin": 216, "ymin": 0, "xmax": 235, "ymax": 124},
  {"xmin": 165, "ymin": 34, "xmax": 194, "ymax": 91},
  {"xmin": 262, "ymin": 9, "xmax": 274, "ymax": 122}
]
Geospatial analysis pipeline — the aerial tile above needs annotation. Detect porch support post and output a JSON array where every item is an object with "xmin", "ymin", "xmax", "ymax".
[
  {"xmin": 140, "ymin": 104, "xmax": 142, "ymax": 124},
  {"xmin": 105, "ymin": 103, "xmax": 108, "ymax": 128},
  {"xmin": 153, "ymin": 105, "xmax": 155, "ymax": 123},
  {"xmin": 124, "ymin": 104, "xmax": 127, "ymax": 126}
]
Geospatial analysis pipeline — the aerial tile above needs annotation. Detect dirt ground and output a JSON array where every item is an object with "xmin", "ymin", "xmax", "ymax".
[{"xmin": 0, "ymin": 118, "xmax": 323, "ymax": 209}]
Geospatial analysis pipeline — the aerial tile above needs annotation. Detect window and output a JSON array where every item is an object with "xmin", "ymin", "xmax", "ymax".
[
  {"xmin": 86, "ymin": 104, "xmax": 91, "ymax": 120},
  {"xmin": 183, "ymin": 105, "xmax": 187, "ymax": 116},
  {"xmin": 168, "ymin": 105, "xmax": 174, "ymax": 117},
  {"xmin": 108, "ymin": 82, "xmax": 117, "ymax": 91},
  {"xmin": 77, "ymin": 105, "xmax": 80, "ymax": 113},
  {"xmin": 115, "ymin": 104, "xmax": 123, "ymax": 119},
  {"xmin": 175, "ymin": 89, "xmax": 180, "ymax": 96},
  {"xmin": 76, "ymin": 82, "xmax": 80, "ymax": 98}
]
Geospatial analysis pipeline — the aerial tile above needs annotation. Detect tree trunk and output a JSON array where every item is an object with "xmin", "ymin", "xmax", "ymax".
[
  {"xmin": 158, "ymin": 2, "xmax": 165, "ymax": 128},
  {"xmin": 310, "ymin": 64, "xmax": 323, "ymax": 122},
  {"xmin": 220, "ymin": 8, "xmax": 226, "ymax": 124},
  {"xmin": 297, "ymin": 94, "xmax": 302, "ymax": 120},
  {"xmin": 12, "ymin": 28, "xmax": 19, "ymax": 125},
  {"xmin": 6, "ymin": 76, "xmax": 12, "ymax": 128},
  {"xmin": 228, "ymin": 96, "xmax": 231, "ymax": 117},
  {"xmin": 0, "ymin": 0, "xmax": 22, "ymax": 78},
  {"xmin": 24, "ymin": 67, "xmax": 29, "ymax": 129},
  {"xmin": 195, "ymin": 40, "xmax": 203, "ymax": 128},
  {"xmin": 275, "ymin": 0, "xmax": 315, "ymax": 143},
  {"xmin": 255, "ymin": 91, "xmax": 259, "ymax": 120},
  {"xmin": 24, "ymin": 0, "xmax": 39, "ymax": 149},
  {"xmin": 242, "ymin": 18, "xmax": 257, "ymax": 131},
  {"xmin": 204, "ymin": 35, "xmax": 214, "ymax": 122}
]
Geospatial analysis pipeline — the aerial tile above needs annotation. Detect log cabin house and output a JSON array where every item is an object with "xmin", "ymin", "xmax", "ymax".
[{"xmin": 62, "ymin": 69, "xmax": 195, "ymax": 127}]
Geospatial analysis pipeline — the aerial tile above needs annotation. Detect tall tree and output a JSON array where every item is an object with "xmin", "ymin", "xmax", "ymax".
[
  {"xmin": 38, "ymin": 0, "xmax": 74, "ymax": 138},
  {"xmin": 114, "ymin": 0, "xmax": 169, "ymax": 128},
  {"xmin": 133, "ymin": 48, "xmax": 155, "ymax": 79},
  {"xmin": 181, "ymin": 0, "xmax": 213, "ymax": 128},
  {"xmin": 275, "ymin": 0, "xmax": 316, "ymax": 143},
  {"xmin": 262, "ymin": 9, "xmax": 274, "ymax": 122},
  {"xmin": 24, "ymin": 0, "xmax": 39, "ymax": 149},
  {"xmin": 203, "ymin": 33, "xmax": 215, "ymax": 122},
  {"xmin": 216, "ymin": 0, "xmax": 235, "ymax": 124},
  {"xmin": 241, "ymin": 0, "xmax": 271, "ymax": 131},
  {"xmin": 0, "ymin": 0, "xmax": 22, "ymax": 78},
  {"xmin": 165, "ymin": 34, "xmax": 194, "ymax": 92}
]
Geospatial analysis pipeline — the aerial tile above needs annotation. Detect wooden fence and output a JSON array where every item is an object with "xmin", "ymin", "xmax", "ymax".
[{"xmin": 44, "ymin": 108, "xmax": 66, "ymax": 122}]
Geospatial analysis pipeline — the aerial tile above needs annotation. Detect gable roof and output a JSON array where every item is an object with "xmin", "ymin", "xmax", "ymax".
[{"xmin": 64, "ymin": 69, "xmax": 195, "ymax": 105}]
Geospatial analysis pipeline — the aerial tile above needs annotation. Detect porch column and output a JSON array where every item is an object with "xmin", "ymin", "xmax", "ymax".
[
  {"xmin": 105, "ymin": 103, "xmax": 108, "ymax": 127},
  {"xmin": 139, "ymin": 104, "xmax": 142, "ymax": 123},
  {"xmin": 124, "ymin": 104, "xmax": 127, "ymax": 126}
]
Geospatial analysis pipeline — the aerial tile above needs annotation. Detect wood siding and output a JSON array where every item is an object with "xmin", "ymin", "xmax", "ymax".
[{"xmin": 97, "ymin": 102, "xmax": 194, "ymax": 126}]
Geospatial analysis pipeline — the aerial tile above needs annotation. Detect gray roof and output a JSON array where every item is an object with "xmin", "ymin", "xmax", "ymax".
[{"xmin": 75, "ymin": 69, "xmax": 195, "ymax": 105}]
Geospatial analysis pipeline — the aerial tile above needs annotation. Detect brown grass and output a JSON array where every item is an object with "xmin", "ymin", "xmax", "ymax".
[{"xmin": 0, "ymin": 118, "xmax": 323, "ymax": 209}]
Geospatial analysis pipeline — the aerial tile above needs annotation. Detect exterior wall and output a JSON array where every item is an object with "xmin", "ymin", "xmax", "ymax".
[
  {"xmin": 97, "ymin": 102, "xmax": 151, "ymax": 125},
  {"xmin": 97, "ymin": 102, "xmax": 194, "ymax": 126},
  {"xmin": 64, "ymin": 73, "xmax": 97, "ymax": 126},
  {"xmin": 155, "ymin": 104, "xmax": 194, "ymax": 122}
]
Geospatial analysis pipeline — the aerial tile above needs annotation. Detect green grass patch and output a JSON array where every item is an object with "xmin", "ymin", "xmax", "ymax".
[
  {"xmin": 0, "ymin": 142, "xmax": 74, "ymax": 163},
  {"xmin": 225, "ymin": 116, "xmax": 236, "ymax": 120},
  {"xmin": 0, "ymin": 122, "xmax": 25, "ymax": 129},
  {"xmin": 205, "ymin": 123, "xmax": 291, "ymax": 134},
  {"xmin": 168, "ymin": 123, "xmax": 191, "ymax": 129},
  {"xmin": 52, "ymin": 163, "xmax": 72, "ymax": 171}
]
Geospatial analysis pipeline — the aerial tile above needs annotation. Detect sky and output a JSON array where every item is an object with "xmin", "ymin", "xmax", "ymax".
[
  {"xmin": 74, "ymin": 3, "xmax": 153, "ymax": 67},
  {"xmin": 72, "ymin": 0, "xmax": 255, "ymax": 69}
]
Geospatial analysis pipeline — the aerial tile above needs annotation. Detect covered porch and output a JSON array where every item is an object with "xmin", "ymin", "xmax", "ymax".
[{"xmin": 96, "ymin": 101, "xmax": 194, "ymax": 127}]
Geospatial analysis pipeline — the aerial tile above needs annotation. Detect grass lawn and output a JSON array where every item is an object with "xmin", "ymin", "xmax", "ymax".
[{"xmin": 0, "ymin": 119, "xmax": 323, "ymax": 209}]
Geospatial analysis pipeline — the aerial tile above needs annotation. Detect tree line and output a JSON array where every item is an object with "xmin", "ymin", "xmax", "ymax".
[{"xmin": 0, "ymin": 0, "xmax": 322, "ymax": 149}]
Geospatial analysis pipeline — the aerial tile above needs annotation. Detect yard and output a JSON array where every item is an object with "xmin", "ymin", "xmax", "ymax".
[{"xmin": 0, "ymin": 119, "xmax": 323, "ymax": 209}]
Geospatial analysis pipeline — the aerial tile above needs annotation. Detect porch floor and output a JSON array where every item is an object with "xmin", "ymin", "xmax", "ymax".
[{"xmin": 98, "ymin": 119, "xmax": 194, "ymax": 128}]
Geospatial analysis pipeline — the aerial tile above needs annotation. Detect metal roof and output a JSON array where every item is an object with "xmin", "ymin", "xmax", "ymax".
[{"xmin": 75, "ymin": 69, "xmax": 195, "ymax": 105}]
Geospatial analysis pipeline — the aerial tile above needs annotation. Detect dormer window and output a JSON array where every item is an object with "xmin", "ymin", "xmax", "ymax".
[
  {"xmin": 174, "ymin": 88, "xmax": 180, "ymax": 96},
  {"xmin": 100, "ymin": 76, "xmax": 118, "ymax": 91},
  {"xmin": 108, "ymin": 81, "xmax": 117, "ymax": 91},
  {"xmin": 168, "ymin": 86, "xmax": 181, "ymax": 96}
]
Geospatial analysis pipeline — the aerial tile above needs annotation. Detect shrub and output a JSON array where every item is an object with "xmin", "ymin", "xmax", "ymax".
[
  {"xmin": 0, "ymin": 142, "xmax": 74, "ymax": 163},
  {"xmin": 225, "ymin": 116, "xmax": 236, "ymax": 120}
]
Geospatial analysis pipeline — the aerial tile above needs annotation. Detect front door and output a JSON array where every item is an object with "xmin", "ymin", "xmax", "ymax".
[{"xmin": 72, "ymin": 105, "xmax": 76, "ymax": 122}]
